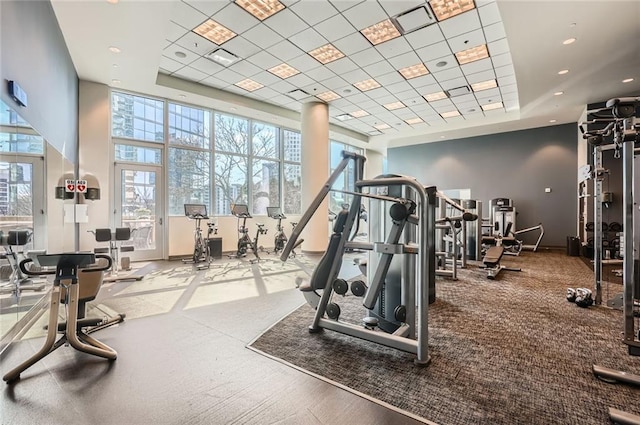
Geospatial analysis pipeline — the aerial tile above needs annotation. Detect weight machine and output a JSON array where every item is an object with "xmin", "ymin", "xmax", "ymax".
[
  {"xmin": 483, "ymin": 198, "xmax": 545, "ymax": 255},
  {"xmin": 88, "ymin": 227, "xmax": 143, "ymax": 282},
  {"xmin": 581, "ymin": 96, "xmax": 640, "ymax": 424},
  {"xmin": 281, "ymin": 151, "xmax": 436, "ymax": 365},
  {"xmin": 435, "ymin": 193, "xmax": 478, "ymax": 280},
  {"xmin": 182, "ymin": 204, "xmax": 217, "ymax": 269},
  {"xmin": 0, "ymin": 229, "xmax": 46, "ymax": 295}
]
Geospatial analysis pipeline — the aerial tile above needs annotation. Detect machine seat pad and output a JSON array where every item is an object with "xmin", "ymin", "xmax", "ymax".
[
  {"xmin": 502, "ymin": 237, "xmax": 518, "ymax": 246},
  {"xmin": 298, "ymin": 279, "xmax": 313, "ymax": 292},
  {"xmin": 120, "ymin": 246, "xmax": 135, "ymax": 253},
  {"xmin": 94, "ymin": 248, "xmax": 110, "ymax": 254},
  {"xmin": 483, "ymin": 246, "xmax": 504, "ymax": 267},
  {"xmin": 482, "ymin": 236, "xmax": 497, "ymax": 245},
  {"xmin": 7, "ymin": 230, "xmax": 32, "ymax": 246}
]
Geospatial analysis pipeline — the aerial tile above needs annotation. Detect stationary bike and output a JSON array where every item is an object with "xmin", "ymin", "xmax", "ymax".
[
  {"xmin": 267, "ymin": 207, "xmax": 288, "ymax": 255},
  {"xmin": 182, "ymin": 204, "xmax": 217, "ymax": 269},
  {"xmin": 230, "ymin": 204, "xmax": 264, "ymax": 263}
]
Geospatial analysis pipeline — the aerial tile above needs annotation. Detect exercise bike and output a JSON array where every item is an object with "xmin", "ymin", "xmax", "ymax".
[
  {"xmin": 267, "ymin": 207, "xmax": 288, "ymax": 255},
  {"xmin": 182, "ymin": 204, "xmax": 217, "ymax": 269},
  {"xmin": 230, "ymin": 204, "xmax": 264, "ymax": 263}
]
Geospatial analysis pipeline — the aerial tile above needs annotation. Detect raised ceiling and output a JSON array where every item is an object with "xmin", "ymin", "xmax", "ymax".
[{"xmin": 50, "ymin": 0, "xmax": 640, "ymax": 151}]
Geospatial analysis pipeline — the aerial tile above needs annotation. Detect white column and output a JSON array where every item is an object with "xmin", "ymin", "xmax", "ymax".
[
  {"xmin": 365, "ymin": 149, "xmax": 384, "ymax": 180},
  {"xmin": 300, "ymin": 102, "xmax": 329, "ymax": 253}
]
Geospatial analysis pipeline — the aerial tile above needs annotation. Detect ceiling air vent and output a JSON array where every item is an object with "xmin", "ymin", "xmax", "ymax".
[
  {"xmin": 286, "ymin": 89, "xmax": 310, "ymax": 101},
  {"xmin": 446, "ymin": 86, "xmax": 471, "ymax": 97}
]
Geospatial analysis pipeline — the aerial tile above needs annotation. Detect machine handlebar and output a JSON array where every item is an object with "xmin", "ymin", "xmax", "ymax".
[{"xmin": 19, "ymin": 254, "xmax": 113, "ymax": 276}]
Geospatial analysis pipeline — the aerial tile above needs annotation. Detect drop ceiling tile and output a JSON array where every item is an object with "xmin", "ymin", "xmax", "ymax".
[
  {"xmin": 183, "ymin": 0, "xmax": 227, "ymax": 17},
  {"xmin": 484, "ymin": 22, "xmax": 506, "ymax": 43},
  {"xmin": 246, "ymin": 50, "xmax": 281, "ymax": 69},
  {"xmin": 228, "ymin": 60, "xmax": 262, "ymax": 77},
  {"xmin": 365, "ymin": 87, "xmax": 392, "ymax": 100},
  {"xmin": 500, "ymin": 84, "xmax": 517, "ymax": 95},
  {"xmin": 474, "ymin": 87, "xmax": 501, "ymax": 100},
  {"xmin": 170, "ymin": 1, "xmax": 208, "ymax": 29},
  {"xmin": 350, "ymin": 48, "xmax": 386, "ymax": 68},
  {"xmin": 265, "ymin": 9, "xmax": 309, "ymax": 38},
  {"xmin": 211, "ymin": 68, "xmax": 244, "ymax": 84},
  {"xmin": 404, "ymin": 24, "xmax": 445, "ymax": 50},
  {"xmin": 376, "ymin": 71, "xmax": 405, "ymax": 85},
  {"xmin": 253, "ymin": 86, "xmax": 280, "ymax": 100},
  {"xmin": 456, "ymin": 101, "xmax": 481, "ymax": 112},
  {"xmin": 286, "ymin": 73, "xmax": 315, "ymax": 88},
  {"xmin": 201, "ymin": 76, "xmax": 228, "ymax": 89},
  {"xmin": 269, "ymin": 80, "xmax": 300, "ymax": 94},
  {"xmin": 164, "ymin": 44, "xmax": 199, "ymax": 64},
  {"xmin": 243, "ymin": 24, "xmax": 284, "ymax": 50},
  {"xmin": 497, "ymin": 75, "xmax": 517, "ymax": 86},
  {"xmin": 331, "ymin": 98, "xmax": 353, "ymax": 108},
  {"xmin": 357, "ymin": 99, "xmax": 379, "ymax": 110},
  {"xmin": 215, "ymin": 3, "xmax": 260, "ymax": 34},
  {"xmin": 267, "ymin": 39, "xmax": 305, "ymax": 62},
  {"xmin": 447, "ymin": 29, "xmax": 486, "ymax": 53},
  {"xmin": 375, "ymin": 37, "xmax": 413, "ymax": 59},
  {"xmin": 224, "ymin": 36, "xmax": 262, "ymax": 59},
  {"xmin": 342, "ymin": 1, "xmax": 388, "ymax": 30},
  {"xmin": 495, "ymin": 64, "xmax": 515, "ymax": 78},
  {"xmin": 271, "ymin": 94, "xmax": 295, "ymax": 106},
  {"xmin": 325, "ymin": 57, "xmax": 359, "ymax": 74},
  {"xmin": 488, "ymin": 38, "xmax": 510, "ymax": 56},
  {"xmin": 305, "ymin": 66, "xmax": 336, "ymax": 81},
  {"xmin": 301, "ymin": 83, "xmax": 329, "ymax": 95},
  {"xmin": 330, "ymin": 1, "xmax": 363, "ymax": 13},
  {"xmin": 424, "ymin": 54, "xmax": 458, "ymax": 72},
  {"xmin": 189, "ymin": 57, "xmax": 225, "ymax": 75},
  {"xmin": 290, "ymin": 1, "xmax": 339, "ymax": 26},
  {"xmin": 491, "ymin": 52, "xmax": 512, "ymax": 68},
  {"xmin": 251, "ymin": 71, "xmax": 282, "ymax": 86},
  {"xmin": 287, "ymin": 54, "xmax": 321, "ymax": 73},
  {"xmin": 281, "ymin": 0, "xmax": 300, "ymax": 6},
  {"xmin": 359, "ymin": 114, "xmax": 380, "ymax": 124},
  {"xmin": 400, "ymin": 95, "xmax": 427, "ymax": 106},
  {"xmin": 451, "ymin": 93, "xmax": 476, "ymax": 104},
  {"xmin": 166, "ymin": 21, "xmax": 189, "ymax": 42},
  {"xmin": 504, "ymin": 99, "xmax": 519, "ymax": 111},
  {"xmin": 314, "ymin": 15, "xmax": 356, "ymax": 43},
  {"xmin": 393, "ymin": 109, "xmax": 415, "ymax": 119},
  {"xmin": 363, "ymin": 60, "xmax": 395, "ymax": 77},
  {"xmin": 440, "ymin": 77, "xmax": 468, "ymax": 90},
  {"xmin": 416, "ymin": 41, "xmax": 453, "ymax": 62},
  {"xmin": 378, "ymin": 0, "xmax": 425, "ymax": 16},
  {"xmin": 322, "ymin": 76, "xmax": 350, "ymax": 90},
  {"xmin": 175, "ymin": 31, "xmax": 218, "ymax": 56},
  {"xmin": 478, "ymin": 2, "xmax": 501, "ymax": 26},
  {"xmin": 384, "ymin": 80, "xmax": 413, "ymax": 94},
  {"xmin": 345, "ymin": 92, "xmax": 367, "ymax": 103},
  {"xmin": 407, "ymin": 74, "xmax": 437, "ymax": 89},
  {"xmin": 163, "ymin": 40, "xmax": 173, "ymax": 50},
  {"xmin": 502, "ymin": 91, "xmax": 518, "ymax": 101},
  {"xmin": 160, "ymin": 56, "xmax": 185, "ymax": 73},
  {"xmin": 428, "ymin": 98, "xmax": 455, "ymax": 110},
  {"xmin": 466, "ymin": 69, "xmax": 496, "ymax": 83},
  {"xmin": 174, "ymin": 66, "xmax": 209, "ymax": 82},
  {"xmin": 332, "ymin": 32, "xmax": 371, "ymax": 55},
  {"xmin": 289, "ymin": 28, "xmax": 328, "ymax": 52},
  {"xmin": 438, "ymin": 10, "xmax": 481, "ymax": 38},
  {"xmin": 340, "ymin": 69, "xmax": 369, "ymax": 84},
  {"xmin": 433, "ymin": 67, "xmax": 464, "ymax": 82},
  {"xmin": 461, "ymin": 57, "xmax": 493, "ymax": 75},
  {"xmin": 387, "ymin": 51, "xmax": 421, "ymax": 69}
]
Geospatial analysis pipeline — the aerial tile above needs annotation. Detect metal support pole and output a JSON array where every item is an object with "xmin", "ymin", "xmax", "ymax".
[
  {"xmin": 622, "ymin": 120, "xmax": 635, "ymax": 347},
  {"xmin": 594, "ymin": 147, "xmax": 603, "ymax": 305}
]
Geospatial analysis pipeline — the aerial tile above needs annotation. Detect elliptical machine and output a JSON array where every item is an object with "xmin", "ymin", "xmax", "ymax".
[
  {"xmin": 182, "ymin": 204, "xmax": 217, "ymax": 269},
  {"xmin": 230, "ymin": 204, "xmax": 264, "ymax": 263}
]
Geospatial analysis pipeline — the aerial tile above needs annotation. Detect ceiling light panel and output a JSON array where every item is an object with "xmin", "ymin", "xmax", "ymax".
[
  {"xmin": 208, "ymin": 49, "xmax": 240, "ymax": 67},
  {"xmin": 268, "ymin": 63, "xmax": 300, "ymax": 79},
  {"xmin": 470, "ymin": 79, "xmax": 497, "ymax": 92},
  {"xmin": 383, "ymin": 101, "xmax": 406, "ymax": 110},
  {"xmin": 405, "ymin": 117, "xmax": 424, "ymax": 125},
  {"xmin": 316, "ymin": 91, "xmax": 341, "ymax": 102},
  {"xmin": 193, "ymin": 20, "xmax": 237, "ymax": 45},
  {"xmin": 350, "ymin": 110, "xmax": 370, "ymax": 118},
  {"xmin": 361, "ymin": 19, "xmax": 401, "ymax": 46},
  {"xmin": 482, "ymin": 101, "xmax": 503, "ymax": 111},
  {"xmin": 235, "ymin": 78, "xmax": 264, "ymax": 92},
  {"xmin": 399, "ymin": 63, "xmax": 430, "ymax": 80},
  {"xmin": 308, "ymin": 44, "xmax": 345, "ymax": 64},
  {"xmin": 235, "ymin": 0, "xmax": 285, "ymax": 21},
  {"xmin": 455, "ymin": 44, "xmax": 489, "ymax": 65},
  {"xmin": 429, "ymin": 0, "xmax": 476, "ymax": 22},
  {"xmin": 424, "ymin": 91, "xmax": 448, "ymax": 102},
  {"xmin": 440, "ymin": 110, "xmax": 461, "ymax": 118},
  {"xmin": 374, "ymin": 123, "xmax": 391, "ymax": 130},
  {"xmin": 353, "ymin": 79, "xmax": 381, "ymax": 92}
]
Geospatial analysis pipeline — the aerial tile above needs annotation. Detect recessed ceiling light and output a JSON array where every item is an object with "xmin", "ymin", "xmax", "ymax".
[
  {"xmin": 398, "ymin": 63, "xmax": 429, "ymax": 80},
  {"xmin": 424, "ymin": 91, "xmax": 448, "ymax": 102},
  {"xmin": 374, "ymin": 123, "xmax": 391, "ymax": 130},
  {"xmin": 562, "ymin": 37, "xmax": 577, "ymax": 45},
  {"xmin": 622, "ymin": 78, "xmax": 634, "ymax": 83},
  {"xmin": 429, "ymin": 0, "xmax": 476, "ymax": 21},
  {"xmin": 175, "ymin": 51, "xmax": 187, "ymax": 59},
  {"xmin": 436, "ymin": 61, "xmax": 448, "ymax": 68},
  {"xmin": 558, "ymin": 69, "xmax": 569, "ymax": 75},
  {"xmin": 316, "ymin": 91, "xmax": 341, "ymax": 102},
  {"xmin": 109, "ymin": 46, "xmax": 121, "ymax": 53},
  {"xmin": 353, "ymin": 79, "xmax": 381, "ymax": 92},
  {"xmin": 235, "ymin": 78, "xmax": 264, "ymax": 92},
  {"xmin": 405, "ymin": 117, "xmax": 424, "ymax": 125},
  {"xmin": 549, "ymin": 119, "xmax": 557, "ymax": 123},
  {"xmin": 112, "ymin": 64, "xmax": 119, "ymax": 68},
  {"xmin": 350, "ymin": 110, "xmax": 369, "ymax": 118},
  {"xmin": 111, "ymin": 79, "xmax": 121, "ymax": 84},
  {"xmin": 308, "ymin": 43, "xmax": 345, "ymax": 64},
  {"xmin": 234, "ymin": 0, "xmax": 285, "ymax": 21},
  {"xmin": 193, "ymin": 20, "xmax": 237, "ymax": 45},
  {"xmin": 268, "ymin": 63, "xmax": 300, "ymax": 79},
  {"xmin": 178, "ymin": 94, "xmax": 187, "ymax": 98},
  {"xmin": 230, "ymin": 107, "xmax": 237, "ymax": 111},
  {"xmin": 336, "ymin": 114, "xmax": 353, "ymax": 121},
  {"xmin": 106, "ymin": 0, "xmax": 118, "ymax": 3},
  {"xmin": 361, "ymin": 19, "xmax": 401, "ymax": 45},
  {"xmin": 455, "ymin": 44, "xmax": 489, "ymax": 65},
  {"xmin": 440, "ymin": 135, "xmax": 446, "ymax": 139},
  {"xmin": 208, "ymin": 49, "xmax": 239, "ymax": 67},
  {"xmin": 441, "ymin": 110, "xmax": 460, "ymax": 118},
  {"xmin": 481, "ymin": 102, "xmax": 504, "ymax": 111},
  {"xmin": 470, "ymin": 79, "xmax": 497, "ymax": 92},
  {"xmin": 383, "ymin": 101, "xmax": 406, "ymax": 111},
  {"xmin": 554, "ymin": 91, "xmax": 564, "ymax": 96}
]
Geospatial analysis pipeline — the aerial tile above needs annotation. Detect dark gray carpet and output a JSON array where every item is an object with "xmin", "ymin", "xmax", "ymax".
[{"xmin": 249, "ymin": 251, "xmax": 640, "ymax": 425}]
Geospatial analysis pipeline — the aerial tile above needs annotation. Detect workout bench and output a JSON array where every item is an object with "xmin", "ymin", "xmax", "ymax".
[{"xmin": 482, "ymin": 223, "xmax": 521, "ymax": 279}]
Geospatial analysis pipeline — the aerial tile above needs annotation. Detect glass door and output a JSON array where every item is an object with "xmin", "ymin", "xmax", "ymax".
[{"xmin": 115, "ymin": 164, "xmax": 163, "ymax": 260}]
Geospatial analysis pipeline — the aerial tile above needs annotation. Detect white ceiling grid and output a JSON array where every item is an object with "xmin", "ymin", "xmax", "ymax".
[{"xmin": 162, "ymin": 0, "xmax": 519, "ymax": 136}]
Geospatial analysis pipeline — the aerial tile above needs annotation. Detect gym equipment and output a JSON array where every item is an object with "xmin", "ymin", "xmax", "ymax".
[
  {"xmin": 582, "ymin": 96, "xmax": 640, "ymax": 424},
  {"xmin": 462, "ymin": 199, "xmax": 483, "ymax": 261},
  {"xmin": 574, "ymin": 288, "xmax": 594, "ymax": 308},
  {"xmin": 481, "ymin": 223, "xmax": 522, "ymax": 279},
  {"xmin": 89, "ymin": 227, "xmax": 143, "ymax": 282},
  {"xmin": 230, "ymin": 204, "xmax": 264, "ymax": 263},
  {"xmin": 267, "ymin": 207, "xmax": 289, "ymax": 255},
  {"xmin": 0, "ymin": 229, "xmax": 46, "ymax": 294},
  {"xmin": 281, "ymin": 150, "xmax": 436, "ymax": 365},
  {"xmin": 484, "ymin": 198, "xmax": 545, "ymax": 254},
  {"xmin": 182, "ymin": 204, "xmax": 217, "ymax": 269},
  {"xmin": 3, "ymin": 253, "xmax": 124, "ymax": 383},
  {"xmin": 435, "ymin": 193, "xmax": 478, "ymax": 279},
  {"xmin": 566, "ymin": 288, "xmax": 577, "ymax": 302}
]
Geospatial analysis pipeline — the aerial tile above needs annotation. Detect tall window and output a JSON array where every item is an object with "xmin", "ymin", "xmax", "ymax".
[
  {"xmin": 252, "ymin": 122, "xmax": 280, "ymax": 215},
  {"xmin": 214, "ymin": 113, "xmax": 249, "ymax": 215},
  {"xmin": 168, "ymin": 103, "xmax": 211, "ymax": 215},
  {"xmin": 282, "ymin": 130, "xmax": 301, "ymax": 215},
  {"xmin": 112, "ymin": 92, "xmax": 164, "ymax": 142},
  {"xmin": 330, "ymin": 141, "xmax": 363, "ymax": 213}
]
